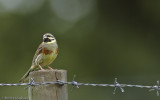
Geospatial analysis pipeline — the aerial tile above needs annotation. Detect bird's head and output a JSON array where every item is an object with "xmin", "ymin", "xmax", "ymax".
[{"xmin": 43, "ymin": 33, "xmax": 56, "ymax": 43}]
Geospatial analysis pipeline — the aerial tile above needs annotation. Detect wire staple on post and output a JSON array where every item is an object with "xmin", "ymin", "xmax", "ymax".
[{"xmin": 56, "ymin": 80, "xmax": 64, "ymax": 85}]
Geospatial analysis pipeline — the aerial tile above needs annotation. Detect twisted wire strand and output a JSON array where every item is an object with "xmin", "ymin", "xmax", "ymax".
[{"xmin": 0, "ymin": 78, "xmax": 159, "ymax": 96}]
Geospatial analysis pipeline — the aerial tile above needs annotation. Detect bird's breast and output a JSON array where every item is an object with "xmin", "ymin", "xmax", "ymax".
[
  {"xmin": 40, "ymin": 52, "xmax": 58, "ymax": 66},
  {"xmin": 40, "ymin": 46, "xmax": 58, "ymax": 66},
  {"xmin": 42, "ymin": 47, "xmax": 53, "ymax": 55}
]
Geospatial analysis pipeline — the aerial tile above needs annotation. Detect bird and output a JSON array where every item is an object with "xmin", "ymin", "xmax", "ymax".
[{"xmin": 19, "ymin": 33, "xmax": 58, "ymax": 82}]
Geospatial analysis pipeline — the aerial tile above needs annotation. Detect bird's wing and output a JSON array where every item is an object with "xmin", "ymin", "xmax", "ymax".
[{"xmin": 32, "ymin": 42, "xmax": 44, "ymax": 65}]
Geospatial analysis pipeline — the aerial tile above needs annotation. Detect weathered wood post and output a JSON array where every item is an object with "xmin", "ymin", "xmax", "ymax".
[{"xmin": 28, "ymin": 70, "xmax": 67, "ymax": 100}]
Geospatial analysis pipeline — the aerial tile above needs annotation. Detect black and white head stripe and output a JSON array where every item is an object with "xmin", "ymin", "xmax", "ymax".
[{"xmin": 43, "ymin": 33, "xmax": 55, "ymax": 42}]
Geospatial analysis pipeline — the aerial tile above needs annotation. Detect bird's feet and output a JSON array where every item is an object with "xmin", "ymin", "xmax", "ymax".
[
  {"xmin": 47, "ymin": 65, "xmax": 53, "ymax": 70},
  {"xmin": 38, "ymin": 64, "xmax": 45, "ymax": 70}
]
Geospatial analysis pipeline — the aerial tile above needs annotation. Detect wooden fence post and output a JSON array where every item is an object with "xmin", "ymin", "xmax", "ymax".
[{"xmin": 28, "ymin": 70, "xmax": 67, "ymax": 100}]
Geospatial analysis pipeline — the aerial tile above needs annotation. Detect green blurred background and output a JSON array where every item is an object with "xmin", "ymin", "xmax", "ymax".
[{"xmin": 0, "ymin": 0, "xmax": 160, "ymax": 100}]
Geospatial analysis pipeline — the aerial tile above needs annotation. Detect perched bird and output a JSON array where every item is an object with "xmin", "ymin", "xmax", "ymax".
[{"xmin": 19, "ymin": 33, "xmax": 58, "ymax": 82}]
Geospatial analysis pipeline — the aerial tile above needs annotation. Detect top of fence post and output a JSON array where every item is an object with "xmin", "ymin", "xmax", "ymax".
[{"xmin": 28, "ymin": 70, "xmax": 68, "ymax": 100}]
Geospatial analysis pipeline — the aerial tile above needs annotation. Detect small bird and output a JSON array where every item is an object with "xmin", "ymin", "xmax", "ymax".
[{"xmin": 19, "ymin": 33, "xmax": 58, "ymax": 82}]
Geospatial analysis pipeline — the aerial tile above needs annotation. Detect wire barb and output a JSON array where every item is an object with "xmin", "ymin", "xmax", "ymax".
[
  {"xmin": 149, "ymin": 80, "xmax": 160, "ymax": 96},
  {"xmin": 24, "ymin": 78, "xmax": 35, "ymax": 90},
  {"xmin": 113, "ymin": 78, "xmax": 124, "ymax": 94},
  {"xmin": 71, "ymin": 75, "xmax": 79, "ymax": 91}
]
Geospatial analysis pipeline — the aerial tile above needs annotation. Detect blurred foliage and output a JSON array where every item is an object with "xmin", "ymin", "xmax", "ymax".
[{"xmin": 0, "ymin": 0, "xmax": 160, "ymax": 100}]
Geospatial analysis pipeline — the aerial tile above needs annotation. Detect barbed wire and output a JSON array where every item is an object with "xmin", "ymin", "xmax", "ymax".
[{"xmin": 0, "ymin": 76, "xmax": 159, "ymax": 96}]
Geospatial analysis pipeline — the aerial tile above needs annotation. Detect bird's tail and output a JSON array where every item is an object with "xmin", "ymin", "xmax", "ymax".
[{"xmin": 19, "ymin": 68, "xmax": 33, "ymax": 83}]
